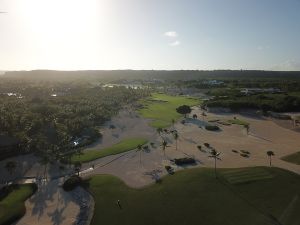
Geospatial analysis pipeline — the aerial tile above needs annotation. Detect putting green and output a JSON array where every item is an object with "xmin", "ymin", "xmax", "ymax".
[
  {"xmin": 85, "ymin": 167, "xmax": 300, "ymax": 225},
  {"xmin": 139, "ymin": 93, "xmax": 201, "ymax": 128},
  {"xmin": 71, "ymin": 138, "xmax": 148, "ymax": 163}
]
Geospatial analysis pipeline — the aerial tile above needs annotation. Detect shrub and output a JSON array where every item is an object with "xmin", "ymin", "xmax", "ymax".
[
  {"xmin": 63, "ymin": 176, "xmax": 82, "ymax": 191},
  {"xmin": 232, "ymin": 150, "xmax": 238, "ymax": 153},
  {"xmin": 174, "ymin": 157, "xmax": 196, "ymax": 165},
  {"xmin": 165, "ymin": 165, "xmax": 171, "ymax": 170},
  {"xmin": 165, "ymin": 166, "xmax": 174, "ymax": 174},
  {"xmin": 240, "ymin": 153, "xmax": 249, "ymax": 158},
  {"xmin": 204, "ymin": 143, "xmax": 210, "ymax": 148},
  {"xmin": 205, "ymin": 125, "xmax": 220, "ymax": 131},
  {"xmin": 197, "ymin": 145, "xmax": 202, "ymax": 150}
]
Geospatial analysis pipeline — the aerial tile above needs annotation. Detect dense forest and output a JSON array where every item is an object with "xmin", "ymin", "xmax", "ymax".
[
  {"xmin": 0, "ymin": 79, "xmax": 150, "ymax": 160},
  {"xmin": 3, "ymin": 70, "xmax": 300, "ymax": 82}
]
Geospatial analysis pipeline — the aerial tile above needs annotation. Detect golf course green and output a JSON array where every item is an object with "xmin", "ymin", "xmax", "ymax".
[
  {"xmin": 85, "ymin": 167, "xmax": 300, "ymax": 225},
  {"xmin": 71, "ymin": 138, "xmax": 148, "ymax": 163},
  {"xmin": 139, "ymin": 93, "xmax": 200, "ymax": 128}
]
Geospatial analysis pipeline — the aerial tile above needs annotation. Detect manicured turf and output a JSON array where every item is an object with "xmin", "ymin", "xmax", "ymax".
[
  {"xmin": 0, "ymin": 184, "xmax": 36, "ymax": 225},
  {"xmin": 139, "ymin": 93, "xmax": 201, "ymax": 128},
  {"xmin": 281, "ymin": 151, "xmax": 300, "ymax": 165},
  {"xmin": 86, "ymin": 167, "xmax": 300, "ymax": 225},
  {"xmin": 220, "ymin": 167, "xmax": 274, "ymax": 184},
  {"xmin": 228, "ymin": 118, "xmax": 250, "ymax": 126},
  {"xmin": 71, "ymin": 138, "xmax": 148, "ymax": 163}
]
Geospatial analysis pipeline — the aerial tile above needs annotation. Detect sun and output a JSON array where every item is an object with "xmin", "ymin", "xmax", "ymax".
[{"xmin": 12, "ymin": 0, "xmax": 115, "ymax": 69}]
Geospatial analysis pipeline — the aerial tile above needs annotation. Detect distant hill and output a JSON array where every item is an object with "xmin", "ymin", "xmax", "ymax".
[{"xmin": 3, "ymin": 70, "xmax": 300, "ymax": 82}]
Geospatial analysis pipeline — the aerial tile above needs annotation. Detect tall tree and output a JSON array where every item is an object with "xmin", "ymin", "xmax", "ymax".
[
  {"xmin": 160, "ymin": 140, "xmax": 169, "ymax": 158},
  {"xmin": 171, "ymin": 119, "xmax": 175, "ymax": 128},
  {"xmin": 173, "ymin": 132, "xmax": 179, "ymax": 150},
  {"xmin": 136, "ymin": 144, "xmax": 143, "ymax": 165},
  {"xmin": 208, "ymin": 149, "xmax": 221, "ymax": 179},
  {"xmin": 267, "ymin": 151, "xmax": 275, "ymax": 166},
  {"xmin": 5, "ymin": 161, "xmax": 17, "ymax": 184},
  {"xmin": 176, "ymin": 105, "xmax": 192, "ymax": 118},
  {"xmin": 156, "ymin": 127, "xmax": 163, "ymax": 138},
  {"xmin": 74, "ymin": 161, "xmax": 82, "ymax": 176},
  {"xmin": 244, "ymin": 124, "xmax": 250, "ymax": 135}
]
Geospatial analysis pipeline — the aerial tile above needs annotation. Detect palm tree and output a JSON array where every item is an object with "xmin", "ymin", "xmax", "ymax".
[
  {"xmin": 173, "ymin": 132, "xmax": 179, "ymax": 150},
  {"xmin": 202, "ymin": 112, "xmax": 206, "ymax": 121},
  {"xmin": 171, "ymin": 119, "xmax": 175, "ymax": 128},
  {"xmin": 244, "ymin": 124, "xmax": 250, "ymax": 135},
  {"xmin": 5, "ymin": 161, "xmax": 17, "ymax": 175},
  {"xmin": 267, "ymin": 151, "xmax": 275, "ymax": 166},
  {"xmin": 5, "ymin": 161, "xmax": 17, "ymax": 184},
  {"xmin": 136, "ymin": 144, "xmax": 143, "ymax": 165},
  {"xmin": 156, "ymin": 127, "xmax": 163, "ymax": 138},
  {"xmin": 74, "ymin": 161, "xmax": 82, "ymax": 176},
  {"xmin": 208, "ymin": 149, "xmax": 221, "ymax": 178},
  {"xmin": 160, "ymin": 140, "xmax": 169, "ymax": 158}
]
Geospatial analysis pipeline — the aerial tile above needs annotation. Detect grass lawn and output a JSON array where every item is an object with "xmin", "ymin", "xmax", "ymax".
[
  {"xmin": 85, "ymin": 167, "xmax": 300, "ymax": 225},
  {"xmin": 139, "ymin": 93, "xmax": 201, "ymax": 128},
  {"xmin": 228, "ymin": 118, "xmax": 250, "ymax": 126},
  {"xmin": 0, "ymin": 184, "xmax": 36, "ymax": 225},
  {"xmin": 71, "ymin": 138, "xmax": 148, "ymax": 163},
  {"xmin": 281, "ymin": 152, "xmax": 300, "ymax": 165}
]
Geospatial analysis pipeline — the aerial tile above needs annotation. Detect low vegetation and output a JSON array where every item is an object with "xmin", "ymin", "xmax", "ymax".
[
  {"xmin": 71, "ymin": 138, "xmax": 148, "ymax": 163},
  {"xmin": 205, "ymin": 125, "xmax": 220, "ymax": 131},
  {"xmin": 281, "ymin": 152, "xmax": 300, "ymax": 165},
  {"xmin": 228, "ymin": 119, "xmax": 249, "ymax": 126},
  {"xmin": 204, "ymin": 89, "xmax": 300, "ymax": 112},
  {"xmin": 85, "ymin": 167, "xmax": 300, "ymax": 225},
  {"xmin": 63, "ymin": 175, "xmax": 82, "ymax": 191},
  {"xmin": 0, "ymin": 184, "xmax": 37, "ymax": 225},
  {"xmin": 138, "ymin": 93, "xmax": 200, "ymax": 128}
]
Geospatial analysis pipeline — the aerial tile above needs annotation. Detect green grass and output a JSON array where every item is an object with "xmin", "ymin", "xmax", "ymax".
[
  {"xmin": 220, "ymin": 167, "xmax": 274, "ymax": 184},
  {"xmin": 281, "ymin": 152, "xmax": 300, "ymax": 165},
  {"xmin": 0, "ymin": 184, "xmax": 36, "ymax": 225},
  {"xmin": 139, "ymin": 93, "xmax": 201, "ymax": 128},
  {"xmin": 228, "ymin": 119, "xmax": 250, "ymax": 126},
  {"xmin": 71, "ymin": 138, "xmax": 148, "ymax": 163},
  {"xmin": 86, "ymin": 167, "xmax": 300, "ymax": 225}
]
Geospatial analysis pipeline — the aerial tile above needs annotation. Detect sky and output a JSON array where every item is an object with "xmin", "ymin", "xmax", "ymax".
[{"xmin": 0, "ymin": 0, "xmax": 300, "ymax": 71}]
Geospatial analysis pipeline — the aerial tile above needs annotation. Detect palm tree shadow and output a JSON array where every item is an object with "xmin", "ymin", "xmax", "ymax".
[
  {"xmin": 30, "ymin": 179, "xmax": 56, "ymax": 219},
  {"xmin": 143, "ymin": 169, "xmax": 163, "ymax": 183}
]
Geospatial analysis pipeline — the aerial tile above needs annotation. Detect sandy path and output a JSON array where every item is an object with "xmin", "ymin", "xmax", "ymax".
[
  {"xmin": 15, "ymin": 178, "xmax": 79, "ymax": 225},
  {"xmin": 86, "ymin": 109, "xmax": 156, "ymax": 151}
]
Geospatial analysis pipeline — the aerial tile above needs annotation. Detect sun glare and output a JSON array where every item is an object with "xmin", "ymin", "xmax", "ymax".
[{"xmin": 11, "ymin": 0, "xmax": 115, "ymax": 69}]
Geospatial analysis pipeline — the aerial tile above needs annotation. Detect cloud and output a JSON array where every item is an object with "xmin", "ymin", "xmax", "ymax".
[
  {"xmin": 164, "ymin": 31, "xmax": 178, "ymax": 38},
  {"xmin": 169, "ymin": 40, "xmax": 180, "ymax": 46}
]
